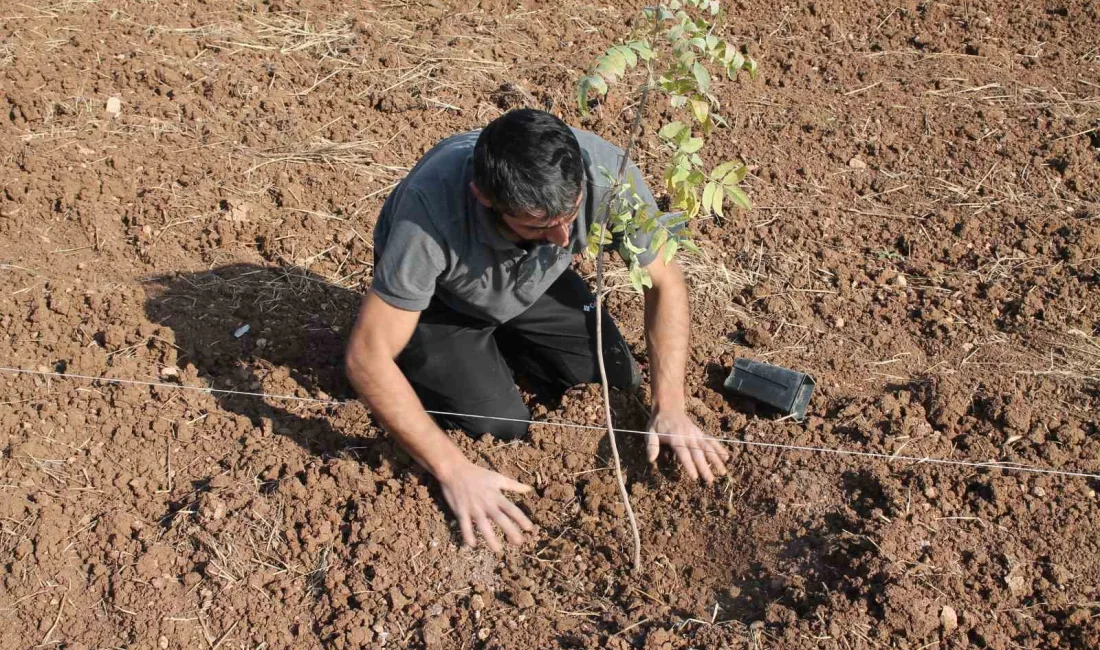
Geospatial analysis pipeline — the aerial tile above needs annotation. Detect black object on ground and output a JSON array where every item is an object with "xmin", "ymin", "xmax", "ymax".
[{"xmin": 724, "ymin": 358, "xmax": 816, "ymax": 422}]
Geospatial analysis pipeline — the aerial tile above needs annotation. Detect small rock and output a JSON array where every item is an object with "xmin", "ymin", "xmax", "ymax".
[
  {"xmin": 469, "ymin": 594, "xmax": 485, "ymax": 611},
  {"xmin": 832, "ymin": 317, "xmax": 845, "ymax": 329},
  {"xmin": 389, "ymin": 586, "xmax": 409, "ymax": 610},
  {"xmin": 106, "ymin": 96, "xmax": 122, "ymax": 116},
  {"xmin": 894, "ymin": 274, "xmax": 908, "ymax": 288},
  {"xmin": 941, "ymin": 606, "xmax": 958, "ymax": 634},
  {"xmin": 924, "ymin": 486, "xmax": 938, "ymax": 499},
  {"xmin": 544, "ymin": 483, "xmax": 575, "ymax": 502},
  {"xmin": 477, "ymin": 628, "xmax": 490, "ymax": 641},
  {"xmin": 160, "ymin": 366, "xmax": 180, "ymax": 379},
  {"xmin": 513, "ymin": 590, "xmax": 536, "ymax": 609},
  {"xmin": 1031, "ymin": 486, "xmax": 1046, "ymax": 498},
  {"xmin": 743, "ymin": 326, "xmax": 773, "ymax": 348},
  {"xmin": 1006, "ymin": 574, "xmax": 1027, "ymax": 595},
  {"xmin": 233, "ymin": 324, "xmax": 251, "ymax": 338},
  {"xmin": 159, "ymin": 635, "xmax": 169, "ymax": 649},
  {"xmin": 848, "ymin": 156, "xmax": 867, "ymax": 169}
]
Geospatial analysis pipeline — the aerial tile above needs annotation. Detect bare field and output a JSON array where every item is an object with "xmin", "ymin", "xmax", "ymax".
[{"xmin": 2, "ymin": 1, "xmax": 1098, "ymax": 648}]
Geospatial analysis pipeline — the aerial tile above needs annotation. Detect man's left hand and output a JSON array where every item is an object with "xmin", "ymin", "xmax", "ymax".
[{"xmin": 645, "ymin": 409, "xmax": 730, "ymax": 483}]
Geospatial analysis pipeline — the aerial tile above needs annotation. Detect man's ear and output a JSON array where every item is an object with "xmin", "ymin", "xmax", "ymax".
[{"xmin": 469, "ymin": 182, "xmax": 492, "ymax": 208}]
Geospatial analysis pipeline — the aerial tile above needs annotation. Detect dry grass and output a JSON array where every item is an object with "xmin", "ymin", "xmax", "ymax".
[
  {"xmin": 0, "ymin": 43, "xmax": 14, "ymax": 67},
  {"xmin": 600, "ymin": 245, "xmax": 761, "ymax": 319},
  {"xmin": 1027, "ymin": 328, "xmax": 1100, "ymax": 382},
  {"xmin": 245, "ymin": 136, "xmax": 383, "ymax": 174},
  {"xmin": 233, "ymin": 13, "xmax": 356, "ymax": 58},
  {"xmin": 148, "ymin": 12, "xmax": 355, "ymax": 60}
]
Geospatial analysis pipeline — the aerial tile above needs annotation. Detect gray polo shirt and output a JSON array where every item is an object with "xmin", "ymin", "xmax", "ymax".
[{"xmin": 371, "ymin": 128, "xmax": 661, "ymax": 324}]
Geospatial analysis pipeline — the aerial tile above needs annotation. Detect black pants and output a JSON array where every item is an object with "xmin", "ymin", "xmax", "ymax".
[{"xmin": 397, "ymin": 269, "xmax": 641, "ymax": 439}]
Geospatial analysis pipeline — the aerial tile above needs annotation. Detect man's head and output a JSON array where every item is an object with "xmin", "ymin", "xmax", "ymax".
[{"xmin": 471, "ymin": 109, "xmax": 584, "ymax": 248}]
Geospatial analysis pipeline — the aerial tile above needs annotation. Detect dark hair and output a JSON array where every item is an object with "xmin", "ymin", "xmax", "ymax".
[{"xmin": 473, "ymin": 109, "xmax": 584, "ymax": 220}]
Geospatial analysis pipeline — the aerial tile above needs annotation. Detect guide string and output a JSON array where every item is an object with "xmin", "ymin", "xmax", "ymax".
[{"xmin": 1, "ymin": 366, "xmax": 1098, "ymax": 481}]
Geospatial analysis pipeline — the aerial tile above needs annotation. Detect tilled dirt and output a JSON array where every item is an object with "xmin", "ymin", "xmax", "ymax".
[{"xmin": 2, "ymin": 1, "xmax": 1099, "ymax": 648}]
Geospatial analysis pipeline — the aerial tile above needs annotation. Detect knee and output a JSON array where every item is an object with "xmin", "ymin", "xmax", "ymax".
[
  {"xmin": 443, "ymin": 400, "xmax": 530, "ymax": 441},
  {"xmin": 607, "ymin": 345, "xmax": 643, "ymax": 392},
  {"xmin": 480, "ymin": 414, "xmax": 530, "ymax": 441}
]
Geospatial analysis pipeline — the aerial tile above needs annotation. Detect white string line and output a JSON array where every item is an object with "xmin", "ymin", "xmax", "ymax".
[{"xmin": 3, "ymin": 366, "xmax": 1099, "ymax": 481}]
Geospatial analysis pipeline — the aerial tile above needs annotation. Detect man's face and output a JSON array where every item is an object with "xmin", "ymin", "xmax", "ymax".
[{"xmin": 497, "ymin": 195, "xmax": 582, "ymax": 248}]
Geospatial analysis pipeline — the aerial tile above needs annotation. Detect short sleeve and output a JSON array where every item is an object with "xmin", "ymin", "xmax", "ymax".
[{"xmin": 370, "ymin": 191, "xmax": 448, "ymax": 312}]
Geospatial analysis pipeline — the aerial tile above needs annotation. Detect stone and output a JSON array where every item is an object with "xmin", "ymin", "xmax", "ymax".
[{"xmin": 941, "ymin": 606, "xmax": 958, "ymax": 634}]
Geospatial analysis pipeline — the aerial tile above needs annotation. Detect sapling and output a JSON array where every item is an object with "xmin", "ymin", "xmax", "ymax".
[{"xmin": 575, "ymin": 0, "xmax": 757, "ymax": 571}]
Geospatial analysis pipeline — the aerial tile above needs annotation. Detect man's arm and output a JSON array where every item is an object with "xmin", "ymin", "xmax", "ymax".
[
  {"xmin": 641, "ymin": 256, "xmax": 730, "ymax": 482},
  {"xmin": 345, "ymin": 291, "xmax": 534, "ymax": 551}
]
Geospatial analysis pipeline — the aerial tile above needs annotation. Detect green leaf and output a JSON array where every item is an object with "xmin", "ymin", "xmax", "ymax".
[
  {"xmin": 575, "ymin": 75, "xmax": 595, "ymax": 113},
  {"xmin": 746, "ymin": 56, "xmax": 758, "ymax": 78},
  {"xmin": 670, "ymin": 94, "xmax": 688, "ymax": 108},
  {"xmin": 653, "ymin": 226, "xmax": 669, "ymax": 253},
  {"xmin": 585, "ymin": 239, "xmax": 600, "ymax": 258},
  {"xmin": 662, "ymin": 239, "xmax": 680, "ymax": 264},
  {"xmin": 658, "ymin": 120, "xmax": 686, "ymax": 141},
  {"xmin": 587, "ymin": 73, "xmax": 608, "ymax": 95},
  {"xmin": 692, "ymin": 62, "xmax": 711, "ymax": 93},
  {"xmin": 727, "ymin": 185, "xmax": 751, "ymax": 210},
  {"xmin": 680, "ymin": 137, "xmax": 704, "ymax": 153},
  {"xmin": 690, "ymin": 36, "xmax": 706, "ymax": 50},
  {"xmin": 630, "ymin": 41, "xmax": 655, "ymax": 61},
  {"xmin": 596, "ymin": 49, "xmax": 627, "ymax": 81},
  {"xmin": 723, "ymin": 164, "xmax": 748, "ymax": 185},
  {"xmin": 690, "ymin": 98, "xmax": 710, "ymax": 123},
  {"xmin": 711, "ymin": 184, "xmax": 725, "ymax": 219},
  {"xmin": 689, "ymin": 153, "xmax": 703, "ymax": 167},
  {"xmin": 666, "ymin": 212, "xmax": 691, "ymax": 228},
  {"xmin": 711, "ymin": 160, "xmax": 740, "ymax": 179},
  {"xmin": 624, "ymin": 239, "xmax": 646, "ymax": 255},
  {"xmin": 706, "ymin": 34, "xmax": 719, "ymax": 51},
  {"xmin": 669, "ymin": 166, "xmax": 690, "ymax": 186},
  {"xmin": 681, "ymin": 238, "xmax": 702, "ymax": 254},
  {"xmin": 614, "ymin": 44, "xmax": 638, "ymax": 68},
  {"xmin": 702, "ymin": 181, "xmax": 716, "ymax": 213},
  {"xmin": 629, "ymin": 265, "xmax": 653, "ymax": 293}
]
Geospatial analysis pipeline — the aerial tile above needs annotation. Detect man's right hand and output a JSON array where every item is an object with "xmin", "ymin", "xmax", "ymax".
[{"xmin": 438, "ymin": 460, "xmax": 535, "ymax": 552}]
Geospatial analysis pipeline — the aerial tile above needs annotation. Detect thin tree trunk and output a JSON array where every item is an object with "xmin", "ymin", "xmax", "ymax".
[{"xmin": 596, "ymin": 81, "xmax": 651, "ymax": 572}]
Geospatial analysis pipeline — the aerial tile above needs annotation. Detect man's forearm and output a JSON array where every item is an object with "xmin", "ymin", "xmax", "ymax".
[
  {"xmin": 643, "ymin": 260, "xmax": 690, "ymax": 411},
  {"xmin": 345, "ymin": 347, "xmax": 468, "ymax": 481}
]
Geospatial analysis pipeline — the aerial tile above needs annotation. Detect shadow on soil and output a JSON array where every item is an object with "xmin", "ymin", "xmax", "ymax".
[{"xmin": 143, "ymin": 263, "xmax": 365, "ymax": 458}]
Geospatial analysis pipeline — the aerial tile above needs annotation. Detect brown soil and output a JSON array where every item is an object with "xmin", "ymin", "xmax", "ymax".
[{"xmin": 2, "ymin": 1, "xmax": 1099, "ymax": 648}]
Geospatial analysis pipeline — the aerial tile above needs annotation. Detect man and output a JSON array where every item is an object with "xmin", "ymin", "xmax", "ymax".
[{"xmin": 345, "ymin": 109, "xmax": 728, "ymax": 553}]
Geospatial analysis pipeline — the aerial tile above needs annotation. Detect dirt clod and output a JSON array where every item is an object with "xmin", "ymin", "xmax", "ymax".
[
  {"xmin": 2, "ymin": 2, "xmax": 1098, "ymax": 649},
  {"xmin": 941, "ymin": 606, "xmax": 958, "ymax": 634}
]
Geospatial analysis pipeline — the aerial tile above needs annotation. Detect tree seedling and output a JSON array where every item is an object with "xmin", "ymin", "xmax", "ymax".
[{"xmin": 575, "ymin": 0, "xmax": 758, "ymax": 571}]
